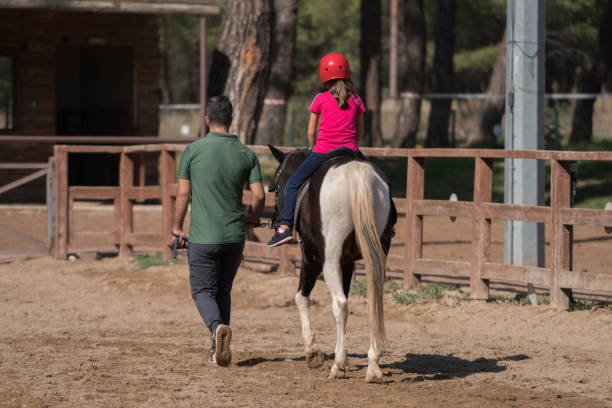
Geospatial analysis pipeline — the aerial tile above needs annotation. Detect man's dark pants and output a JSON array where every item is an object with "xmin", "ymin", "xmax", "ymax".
[{"xmin": 188, "ymin": 241, "xmax": 244, "ymax": 334}]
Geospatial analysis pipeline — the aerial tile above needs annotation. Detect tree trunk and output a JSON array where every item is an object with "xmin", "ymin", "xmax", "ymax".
[
  {"xmin": 392, "ymin": 0, "xmax": 426, "ymax": 148},
  {"xmin": 360, "ymin": 0, "xmax": 383, "ymax": 147},
  {"xmin": 469, "ymin": 30, "xmax": 506, "ymax": 146},
  {"xmin": 208, "ymin": 0, "xmax": 273, "ymax": 144},
  {"xmin": 255, "ymin": 0, "xmax": 298, "ymax": 146},
  {"xmin": 425, "ymin": 0, "xmax": 455, "ymax": 148},
  {"xmin": 570, "ymin": 0, "xmax": 612, "ymax": 144}
]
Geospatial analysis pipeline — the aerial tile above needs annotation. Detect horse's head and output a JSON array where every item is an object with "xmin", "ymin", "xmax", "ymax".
[{"xmin": 267, "ymin": 144, "xmax": 310, "ymax": 227}]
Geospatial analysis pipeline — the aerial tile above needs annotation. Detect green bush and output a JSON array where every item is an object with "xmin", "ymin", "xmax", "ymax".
[
  {"xmin": 131, "ymin": 252, "xmax": 180, "ymax": 269},
  {"xmin": 393, "ymin": 290, "xmax": 419, "ymax": 305},
  {"xmin": 350, "ymin": 278, "xmax": 368, "ymax": 297},
  {"xmin": 384, "ymin": 279, "xmax": 401, "ymax": 294},
  {"xmin": 393, "ymin": 283, "xmax": 462, "ymax": 305}
]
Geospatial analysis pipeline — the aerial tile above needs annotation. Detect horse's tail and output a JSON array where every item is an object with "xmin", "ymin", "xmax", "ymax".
[{"xmin": 346, "ymin": 161, "xmax": 388, "ymax": 350}]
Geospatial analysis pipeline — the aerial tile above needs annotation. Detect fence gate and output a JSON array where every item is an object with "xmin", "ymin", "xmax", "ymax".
[{"xmin": 0, "ymin": 159, "xmax": 54, "ymax": 262}]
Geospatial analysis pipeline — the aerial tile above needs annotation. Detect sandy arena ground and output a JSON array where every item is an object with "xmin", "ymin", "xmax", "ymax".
[{"xmin": 1, "ymin": 204, "xmax": 612, "ymax": 407}]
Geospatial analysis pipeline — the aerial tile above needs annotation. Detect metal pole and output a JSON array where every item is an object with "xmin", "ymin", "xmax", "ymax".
[
  {"xmin": 389, "ymin": 0, "xmax": 398, "ymax": 99},
  {"xmin": 504, "ymin": 0, "xmax": 546, "ymax": 269},
  {"xmin": 200, "ymin": 17, "xmax": 207, "ymax": 138}
]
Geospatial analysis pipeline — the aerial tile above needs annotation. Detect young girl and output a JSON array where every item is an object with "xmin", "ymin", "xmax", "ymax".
[{"xmin": 268, "ymin": 52, "xmax": 366, "ymax": 247}]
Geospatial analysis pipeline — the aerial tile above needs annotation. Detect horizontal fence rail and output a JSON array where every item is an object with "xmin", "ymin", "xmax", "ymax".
[{"xmin": 52, "ymin": 144, "xmax": 612, "ymax": 310}]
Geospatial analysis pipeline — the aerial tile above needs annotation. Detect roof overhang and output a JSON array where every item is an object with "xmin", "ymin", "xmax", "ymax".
[{"xmin": 0, "ymin": 0, "xmax": 219, "ymax": 16}]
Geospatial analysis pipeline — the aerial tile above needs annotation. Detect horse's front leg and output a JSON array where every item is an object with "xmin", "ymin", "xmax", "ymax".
[
  {"xmin": 323, "ymin": 259, "xmax": 348, "ymax": 379},
  {"xmin": 295, "ymin": 260, "xmax": 324, "ymax": 368}
]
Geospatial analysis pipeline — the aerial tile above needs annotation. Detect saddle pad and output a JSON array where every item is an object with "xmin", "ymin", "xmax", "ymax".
[{"xmin": 294, "ymin": 181, "xmax": 310, "ymax": 231}]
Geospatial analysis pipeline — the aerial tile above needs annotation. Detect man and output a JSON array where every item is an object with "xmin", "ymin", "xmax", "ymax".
[{"xmin": 172, "ymin": 95, "xmax": 265, "ymax": 367}]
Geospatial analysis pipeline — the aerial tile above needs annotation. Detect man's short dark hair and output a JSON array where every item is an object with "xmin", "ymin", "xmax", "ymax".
[{"xmin": 206, "ymin": 95, "xmax": 233, "ymax": 127}]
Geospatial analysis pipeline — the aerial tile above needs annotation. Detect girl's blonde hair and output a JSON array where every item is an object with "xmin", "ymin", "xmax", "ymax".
[{"xmin": 326, "ymin": 79, "xmax": 356, "ymax": 109}]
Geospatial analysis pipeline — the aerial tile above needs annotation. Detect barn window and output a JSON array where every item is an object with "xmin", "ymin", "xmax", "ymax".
[{"xmin": 0, "ymin": 54, "xmax": 15, "ymax": 130}]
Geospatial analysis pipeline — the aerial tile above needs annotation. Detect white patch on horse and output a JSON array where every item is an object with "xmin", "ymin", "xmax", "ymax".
[
  {"xmin": 319, "ymin": 165, "xmax": 353, "ymax": 378},
  {"xmin": 318, "ymin": 162, "xmax": 391, "ymax": 381}
]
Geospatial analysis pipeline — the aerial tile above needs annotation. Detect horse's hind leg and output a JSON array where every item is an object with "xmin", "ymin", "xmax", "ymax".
[
  {"xmin": 324, "ymin": 257, "xmax": 350, "ymax": 379},
  {"xmin": 295, "ymin": 259, "xmax": 324, "ymax": 368}
]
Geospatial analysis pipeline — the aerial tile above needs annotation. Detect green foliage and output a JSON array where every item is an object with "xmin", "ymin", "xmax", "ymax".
[
  {"xmin": 567, "ymin": 299, "xmax": 612, "ymax": 312},
  {"xmin": 570, "ymin": 298, "xmax": 597, "ymax": 312},
  {"xmin": 454, "ymin": 46, "xmax": 499, "ymax": 93},
  {"xmin": 546, "ymin": 0, "xmax": 606, "ymax": 92},
  {"xmin": 393, "ymin": 290, "xmax": 419, "ymax": 305},
  {"xmin": 393, "ymin": 283, "xmax": 462, "ymax": 305},
  {"xmin": 424, "ymin": 158, "xmax": 475, "ymax": 201},
  {"xmin": 422, "ymin": 283, "xmax": 460, "ymax": 298},
  {"xmin": 384, "ymin": 279, "xmax": 401, "ymax": 294},
  {"xmin": 131, "ymin": 252, "xmax": 180, "ymax": 269},
  {"xmin": 157, "ymin": 2, "xmax": 225, "ymax": 103},
  {"xmin": 293, "ymin": 0, "xmax": 360, "ymax": 96},
  {"xmin": 350, "ymin": 278, "xmax": 368, "ymax": 297},
  {"xmin": 490, "ymin": 293, "xmax": 551, "ymax": 305},
  {"xmin": 350, "ymin": 278, "xmax": 402, "ymax": 297}
]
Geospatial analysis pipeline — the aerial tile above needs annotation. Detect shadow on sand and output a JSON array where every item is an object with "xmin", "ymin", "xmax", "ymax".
[
  {"xmin": 237, "ymin": 352, "xmax": 530, "ymax": 382},
  {"xmin": 378, "ymin": 353, "xmax": 530, "ymax": 382}
]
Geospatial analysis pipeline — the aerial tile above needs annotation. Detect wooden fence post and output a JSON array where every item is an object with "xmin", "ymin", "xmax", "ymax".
[
  {"xmin": 551, "ymin": 159, "xmax": 573, "ymax": 310},
  {"xmin": 470, "ymin": 157, "xmax": 493, "ymax": 299},
  {"xmin": 119, "ymin": 151, "xmax": 134, "ymax": 257},
  {"xmin": 404, "ymin": 156, "xmax": 424, "ymax": 287},
  {"xmin": 54, "ymin": 148, "xmax": 68, "ymax": 260},
  {"xmin": 160, "ymin": 149, "xmax": 176, "ymax": 260},
  {"xmin": 46, "ymin": 157, "xmax": 56, "ymax": 255}
]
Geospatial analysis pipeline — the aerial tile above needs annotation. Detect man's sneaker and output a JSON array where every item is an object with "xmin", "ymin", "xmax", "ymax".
[
  {"xmin": 214, "ymin": 325, "xmax": 232, "ymax": 367},
  {"xmin": 209, "ymin": 331, "xmax": 217, "ymax": 364},
  {"xmin": 267, "ymin": 227, "xmax": 294, "ymax": 247}
]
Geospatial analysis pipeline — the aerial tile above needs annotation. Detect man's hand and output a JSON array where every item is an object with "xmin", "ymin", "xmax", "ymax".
[{"xmin": 172, "ymin": 226, "xmax": 189, "ymax": 248}]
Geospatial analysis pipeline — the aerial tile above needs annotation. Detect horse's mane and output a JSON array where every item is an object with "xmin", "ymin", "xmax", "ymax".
[{"xmin": 288, "ymin": 147, "xmax": 311, "ymax": 158}]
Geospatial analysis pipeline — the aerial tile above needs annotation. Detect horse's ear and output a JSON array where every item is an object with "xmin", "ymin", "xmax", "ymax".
[{"xmin": 268, "ymin": 144, "xmax": 285, "ymax": 163}]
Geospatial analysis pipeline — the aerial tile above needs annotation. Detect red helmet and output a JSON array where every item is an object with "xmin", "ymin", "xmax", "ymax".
[{"xmin": 319, "ymin": 53, "xmax": 351, "ymax": 83}]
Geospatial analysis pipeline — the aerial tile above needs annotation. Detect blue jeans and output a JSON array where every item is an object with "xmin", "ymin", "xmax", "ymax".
[
  {"xmin": 279, "ymin": 150, "xmax": 366, "ymax": 227},
  {"xmin": 279, "ymin": 152, "xmax": 325, "ymax": 227}
]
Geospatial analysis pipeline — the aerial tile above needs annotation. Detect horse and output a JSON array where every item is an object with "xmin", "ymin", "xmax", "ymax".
[{"xmin": 267, "ymin": 145, "xmax": 396, "ymax": 382}]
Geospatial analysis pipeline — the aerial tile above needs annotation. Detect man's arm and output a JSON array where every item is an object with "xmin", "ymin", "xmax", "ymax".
[
  {"xmin": 172, "ymin": 178, "xmax": 191, "ymax": 246},
  {"xmin": 246, "ymin": 181, "xmax": 265, "ymax": 225},
  {"xmin": 307, "ymin": 112, "xmax": 319, "ymax": 149}
]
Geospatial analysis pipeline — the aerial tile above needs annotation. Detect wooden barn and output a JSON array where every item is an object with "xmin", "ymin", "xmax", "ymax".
[{"xmin": 0, "ymin": 0, "xmax": 217, "ymax": 201}]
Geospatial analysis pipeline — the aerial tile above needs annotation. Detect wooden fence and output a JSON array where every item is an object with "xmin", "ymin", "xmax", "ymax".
[
  {"xmin": 53, "ymin": 144, "xmax": 612, "ymax": 310},
  {"xmin": 0, "ymin": 160, "xmax": 54, "ymax": 261}
]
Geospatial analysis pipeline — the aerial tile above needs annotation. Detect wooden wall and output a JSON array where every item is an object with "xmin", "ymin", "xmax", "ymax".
[{"xmin": 0, "ymin": 9, "xmax": 161, "ymax": 202}]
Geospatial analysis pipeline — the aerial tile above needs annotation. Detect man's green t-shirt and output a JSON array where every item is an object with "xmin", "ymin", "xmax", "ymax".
[{"xmin": 177, "ymin": 132, "xmax": 262, "ymax": 244}]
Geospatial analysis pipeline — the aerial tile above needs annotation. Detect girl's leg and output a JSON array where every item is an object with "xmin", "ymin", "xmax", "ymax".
[{"xmin": 278, "ymin": 153, "xmax": 325, "ymax": 227}]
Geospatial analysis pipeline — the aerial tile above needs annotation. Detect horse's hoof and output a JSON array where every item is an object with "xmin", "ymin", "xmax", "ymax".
[
  {"xmin": 365, "ymin": 367, "xmax": 383, "ymax": 383},
  {"xmin": 305, "ymin": 349, "xmax": 324, "ymax": 369},
  {"xmin": 328, "ymin": 364, "xmax": 345, "ymax": 380}
]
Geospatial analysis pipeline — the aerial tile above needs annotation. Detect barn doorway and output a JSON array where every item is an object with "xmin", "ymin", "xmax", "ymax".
[{"xmin": 55, "ymin": 45, "xmax": 134, "ymax": 186}]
